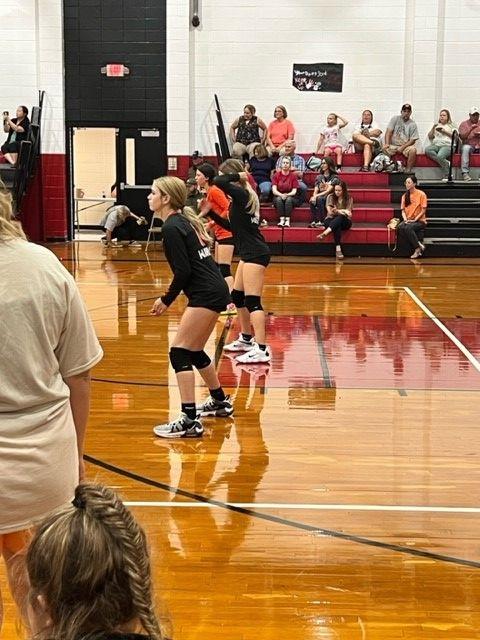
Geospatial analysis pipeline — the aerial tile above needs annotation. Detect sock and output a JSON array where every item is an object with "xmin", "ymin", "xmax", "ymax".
[
  {"xmin": 258, "ymin": 344, "xmax": 266, "ymax": 351},
  {"xmin": 181, "ymin": 403, "xmax": 197, "ymax": 421},
  {"xmin": 241, "ymin": 333, "xmax": 253, "ymax": 342},
  {"xmin": 210, "ymin": 386, "xmax": 226, "ymax": 402}
]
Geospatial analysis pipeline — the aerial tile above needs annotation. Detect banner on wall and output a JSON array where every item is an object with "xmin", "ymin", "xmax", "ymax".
[{"xmin": 292, "ymin": 63, "xmax": 344, "ymax": 92}]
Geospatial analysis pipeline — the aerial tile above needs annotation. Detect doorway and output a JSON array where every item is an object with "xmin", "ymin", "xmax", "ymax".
[{"xmin": 68, "ymin": 125, "xmax": 167, "ymax": 239}]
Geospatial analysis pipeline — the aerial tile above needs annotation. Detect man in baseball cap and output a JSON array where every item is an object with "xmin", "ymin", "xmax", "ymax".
[
  {"xmin": 383, "ymin": 104, "xmax": 419, "ymax": 171},
  {"xmin": 188, "ymin": 150, "xmax": 204, "ymax": 179},
  {"xmin": 459, "ymin": 108, "xmax": 480, "ymax": 181}
]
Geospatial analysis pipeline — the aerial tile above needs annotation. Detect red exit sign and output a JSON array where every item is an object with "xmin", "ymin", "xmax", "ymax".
[{"xmin": 101, "ymin": 64, "xmax": 130, "ymax": 77}]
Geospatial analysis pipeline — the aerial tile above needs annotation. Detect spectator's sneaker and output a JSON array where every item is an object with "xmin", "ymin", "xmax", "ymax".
[
  {"xmin": 236, "ymin": 345, "xmax": 271, "ymax": 364},
  {"xmin": 260, "ymin": 218, "xmax": 268, "ymax": 227},
  {"xmin": 463, "ymin": 173, "xmax": 472, "ymax": 182},
  {"xmin": 224, "ymin": 334, "xmax": 256, "ymax": 352},
  {"xmin": 153, "ymin": 414, "xmax": 204, "ymax": 438},
  {"xmin": 335, "ymin": 248, "xmax": 344, "ymax": 260},
  {"xmin": 441, "ymin": 177, "xmax": 450, "ymax": 182},
  {"xmin": 129, "ymin": 240, "xmax": 142, "ymax": 246},
  {"xmin": 197, "ymin": 394, "xmax": 234, "ymax": 417},
  {"xmin": 283, "ymin": 218, "xmax": 290, "ymax": 227},
  {"xmin": 418, "ymin": 242, "xmax": 425, "ymax": 253},
  {"xmin": 410, "ymin": 247, "xmax": 423, "ymax": 259}
]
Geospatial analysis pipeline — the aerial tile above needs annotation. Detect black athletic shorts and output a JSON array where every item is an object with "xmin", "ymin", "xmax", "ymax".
[
  {"xmin": 187, "ymin": 300, "xmax": 228, "ymax": 313},
  {"xmin": 243, "ymin": 254, "xmax": 270, "ymax": 267},
  {"xmin": 216, "ymin": 237, "xmax": 235, "ymax": 246}
]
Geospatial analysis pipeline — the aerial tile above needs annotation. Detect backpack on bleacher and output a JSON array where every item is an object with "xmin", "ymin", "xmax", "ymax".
[{"xmin": 370, "ymin": 153, "xmax": 402, "ymax": 173}]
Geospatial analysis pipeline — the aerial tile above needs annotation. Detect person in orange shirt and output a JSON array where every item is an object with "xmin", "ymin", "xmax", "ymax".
[
  {"xmin": 196, "ymin": 163, "xmax": 236, "ymax": 311},
  {"xmin": 266, "ymin": 105, "xmax": 295, "ymax": 155},
  {"xmin": 398, "ymin": 175, "xmax": 428, "ymax": 258}
]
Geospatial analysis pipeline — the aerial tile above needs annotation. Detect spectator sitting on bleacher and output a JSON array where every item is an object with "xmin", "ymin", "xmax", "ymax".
[
  {"xmin": 247, "ymin": 143, "xmax": 275, "ymax": 202},
  {"xmin": 187, "ymin": 150, "xmax": 204, "ymax": 180},
  {"xmin": 230, "ymin": 104, "xmax": 267, "ymax": 160},
  {"xmin": 352, "ymin": 109, "xmax": 383, "ymax": 172},
  {"xmin": 398, "ymin": 175, "xmax": 427, "ymax": 259},
  {"xmin": 315, "ymin": 113, "xmax": 349, "ymax": 172},
  {"xmin": 185, "ymin": 177, "xmax": 201, "ymax": 213},
  {"xmin": 425, "ymin": 109, "xmax": 455, "ymax": 181},
  {"xmin": 275, "ymin": 140, "xmax": 307, "ymax": 202},
  {"xmin": 317, "ymin": 180, "xmax": 353, "ymax": 260},
  {"xmin": 459, "ymin": 107, "xmax": 480, "ymax": 182},
  {"xmin": 308, "ymin": 157, "xmax": 341, "ymax": 228},
  {"xmin": 1, "ymin": 106, "xmax": 30, "ymax": 166},
  {"xmin": 272, "ymin": 156, "xmax": 300, "ymax": 227},
  {"xmin": 383, "ymin": 104, "xmax": 419, "ymax": 172},
  {"xmin": 265, "ymin": 105, "xmax": 295, "ymax": 155}
]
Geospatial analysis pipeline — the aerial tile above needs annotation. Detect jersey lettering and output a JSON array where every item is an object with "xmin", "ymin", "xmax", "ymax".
[{"xmin": 198, "ymin": 246, "xmax": 211, "ymax": 260}]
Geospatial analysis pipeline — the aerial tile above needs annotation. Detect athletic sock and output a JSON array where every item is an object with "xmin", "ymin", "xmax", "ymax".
[
  {"xmin": 210, "ymin": 387, "xmax": 226, "ymax": 402},
  {"xmin": 241, "ymin": 333, "xmax": 253, "ymax": 342},
  {"xmin": 258, "ymin": 344, "xmax": 266, "ymax": 351},
  {"xmin": 181, "ymin": 403, "xmax": 197, "ymax": 421}
]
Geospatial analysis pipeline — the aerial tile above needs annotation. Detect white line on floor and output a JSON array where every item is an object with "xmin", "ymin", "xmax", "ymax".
[
  {"xmin": 124, "ymin": 502, "xmax": 480, "ymax": 513},
  {"xmin": 404, "ymin": 287, "xmax": 480, "ymax": 373}
]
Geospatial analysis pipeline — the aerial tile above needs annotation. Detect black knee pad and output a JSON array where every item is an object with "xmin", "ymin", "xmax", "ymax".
[
  {"xmin": 245, "ymin": 295, "xmax": 263, "ymax": 313},
  {"xmin": 190, "ymin": 350, "xmax": 211, "ymax": 370},
  {"xmin": 169, "ymin": 347, "xmax": 193, "ymax": 373},
  {"xmin": 231, "ymin": 289, "xmax": 245, "ymax": 308},
  {"xmin": 218, "ymin": 263, "xmax": 231, "ymax": 278}
]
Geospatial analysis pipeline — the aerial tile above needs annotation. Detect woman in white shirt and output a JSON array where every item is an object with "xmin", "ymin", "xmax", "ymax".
[
  {"xmin": 352, "ymin": 109, "xmax": 383, "ymax": 172},
  {"xmin": 425, "ymin": 109, "xmax": 455, "ymax": 179},
  {"xmin": 0, "ymin": 184, "xmax": 103, "ymax": 630}
]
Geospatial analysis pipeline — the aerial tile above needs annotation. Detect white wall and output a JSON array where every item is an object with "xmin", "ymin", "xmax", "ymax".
[
  {"xmin": 167, "ymin": 0, "xmax": 480, "ymax": 155},
  {"xmin": 0, "ymin": 0, "xmax": 64, "ymax": 154}
]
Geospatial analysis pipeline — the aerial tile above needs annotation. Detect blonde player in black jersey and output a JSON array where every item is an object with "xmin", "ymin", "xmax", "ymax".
[{"xmin": 148, "ymin": 176, "xmax": 233, "ymax": 438}]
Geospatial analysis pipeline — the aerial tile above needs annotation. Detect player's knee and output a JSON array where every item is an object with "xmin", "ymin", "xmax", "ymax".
[
  {"xmin": 190, "ymin": 350, "xmax": 211, "ymax": 370},
  {"xmin": 231, "ymin": 289, "xmax": 245, "ymax": 308},
  {"xmin": 169, "ymin": 347, "xmax": 192, "ymax": 373},
  {"xmin": 244, "ymin": 295, "xmax": 263, "ymax": 313}
]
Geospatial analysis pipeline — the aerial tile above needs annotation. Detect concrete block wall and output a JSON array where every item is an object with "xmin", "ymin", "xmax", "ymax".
[{"xmin": 167, "ymin": 0, "xmax": 480, "ymax": 155}]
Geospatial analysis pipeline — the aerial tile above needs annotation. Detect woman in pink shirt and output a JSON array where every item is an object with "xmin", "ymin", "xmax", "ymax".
[
  {"xmin": 272, "ymin": 156, "xmax": 299, "ymax": 227},
  {"xmin": 266, "ymin": 105, "xmax": 295, "ymax": 155}
]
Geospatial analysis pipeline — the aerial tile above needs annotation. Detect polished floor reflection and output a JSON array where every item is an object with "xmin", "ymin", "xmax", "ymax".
[{"xmin": 2, "ymin": 243, "xmax": 480, "ymax": 639}]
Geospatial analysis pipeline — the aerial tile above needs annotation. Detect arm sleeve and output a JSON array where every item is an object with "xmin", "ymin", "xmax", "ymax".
[
  {"xmin": 213, "ymin": 174, "xmax": 248, "ymax": 205},
  {"xmin": 400, "ymin": 194, "xmax": 405, "ymax": 209},
  {"xmin": 287, "ymin": 121, "xmax": 295, "ymax": 139},
  {"xmin": 420, "ymin": 192, "xmax": 428, "ymax": 209},
  {"xmin": 208, "ymin": 211, "xmax": 231, "ymax": 230},
  {"xmin": 55, "ymin": 278, "xmax": 103, "ymax": 378},
  {"xmin": 290, "ymin": 174, "xmax": 300, "ymax": 189},
  {"xmin": 161, "ymin": 225, "xmax": 192, "ymax": 306}
]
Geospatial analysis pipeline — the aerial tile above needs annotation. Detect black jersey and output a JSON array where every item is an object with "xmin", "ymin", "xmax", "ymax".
[
  {"xmin": 213, "ymin": 174, "xmax": 270, "ymax": 261},
  {"xmin": 160, "ymin": 212, "xmax": 229, "ymax": 310}
]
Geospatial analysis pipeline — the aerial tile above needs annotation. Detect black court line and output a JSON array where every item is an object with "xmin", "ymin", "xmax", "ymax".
[
  {"xmin": 398, "ymin": 389, "xmax": 408, "ymax": 396},
  {"xmin": 84, "ymin": 454, "xmax": 480, "ymax": 570},
  {"xmin": 313, "ymin": 316, "xmax": 334, "ymax": 388}
]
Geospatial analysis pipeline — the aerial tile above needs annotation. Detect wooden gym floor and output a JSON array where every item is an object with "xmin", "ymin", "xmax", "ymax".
[{"xmin": 2, "ymin": 243, "xmax": 480, "ymax": 639}]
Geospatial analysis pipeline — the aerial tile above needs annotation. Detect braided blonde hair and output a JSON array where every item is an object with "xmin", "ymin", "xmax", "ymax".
[
  {"xmin": 26, "ymin": 483, "xmax": 165, "ymax": 640},
  {"xmin": 153, "ymin": 175, "xmax": 212, "ymax": 246},
  {"xmin": 218, "ymin": 159, "xmax": 260, "ymax": 219},
  {"xmin": 0, "ymin": 179, "xmax": 26, "ymax": 241}
]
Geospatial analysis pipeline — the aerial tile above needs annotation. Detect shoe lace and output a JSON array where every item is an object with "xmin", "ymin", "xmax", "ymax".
[{"xmin": 202, "ymin": 396, "xmax": 217, "ymax": 410}]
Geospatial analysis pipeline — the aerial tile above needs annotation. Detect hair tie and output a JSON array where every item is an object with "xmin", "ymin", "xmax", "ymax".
[{"xmin": 72, "ymin": 495, "xmax": 86, "ymax": 509}]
